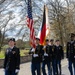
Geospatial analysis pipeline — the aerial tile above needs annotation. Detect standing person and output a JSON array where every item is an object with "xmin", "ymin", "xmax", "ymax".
[
  {"xmin": 66, "ymin": 33, "xmax": 75, "ymax": 75},
  {"xmin": 30, "ymin": 38, "xmax": 43, "ymax": 75},
  {"xmin": 42, "ymin": 39, "xmax": 52, "ymax": 75},
  {"xmin": 49, "ymin": 39, "xmax": 55, "ymax": 75},
  {"xmin": 3, "ymin": 38, "xmax": 20, "ymax": 75},
  {"xmin": 54, "ymin": 40, "xmax": 64, "ymax": 75}
]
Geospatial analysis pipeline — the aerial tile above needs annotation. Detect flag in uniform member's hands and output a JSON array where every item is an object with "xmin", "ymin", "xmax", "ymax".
[
  {"xmin": 38, "ymin": 5, "xmax": 50, "ymax": 45},
  {"xmin": 27, "ymin": 0, "xmax": 36, "ymax": 48}
]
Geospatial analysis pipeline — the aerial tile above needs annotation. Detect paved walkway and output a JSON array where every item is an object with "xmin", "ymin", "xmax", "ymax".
[{"xmin": 0, "ymin": 59, "xmax": 70, "ymax": 75}]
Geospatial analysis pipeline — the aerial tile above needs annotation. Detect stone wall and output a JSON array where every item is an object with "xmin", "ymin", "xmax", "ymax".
[
  {"xmin": 0, "ymin": 55, "xmax": 32, "ymax": 68},
  {"xmin": 0, "ymin": 59, "xmax": 4, "ymax": 68}
]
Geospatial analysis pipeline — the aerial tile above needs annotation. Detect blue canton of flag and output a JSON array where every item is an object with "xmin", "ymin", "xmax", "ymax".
[{"xmin": 27, "ymin": 0, "xmax": 33, "ymax": 19}]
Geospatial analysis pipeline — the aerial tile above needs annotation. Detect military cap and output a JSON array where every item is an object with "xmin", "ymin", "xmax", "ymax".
[
  {"xmin": 36, "ymin": 38, "xmax": 40, "ymax": 41},
  {"xmin": 50, "ymin": 39, "xmax": 54, "ymax": 42},
  {"xmin": 71, "ymin": 33, "xmax": 75, "ymax": 38},
  {"xmin": 45, "ymin": 39, "xmax": 49, "ymax": 42},
  {"xmin": 55, "ymin": 39, "xmax": 60, "ymax": 42},
  {"xmin": 8, "ymin": 38, "xmax": 15, "ymax": 42}
]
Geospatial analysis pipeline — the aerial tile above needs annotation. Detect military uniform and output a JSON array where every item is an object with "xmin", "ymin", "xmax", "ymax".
[
  {"xmin": 4, "ymin": 38, "xmax": 20, "ymax": 75},
  {"xmin": 53, "ymin": 45, "xmax": 64, "ymax": 75},
  {"xmin": 50, "ymin": 45, "xmax": 56, "ymax": 75},
  {"xmin": 30, "ymin": 44, "xmax": 43, "ymax": 75},
  {"xmin": 66, "ymin": 41, "xmax": 75, "ymax": 75},
  {"xmin": 42, "ymin": 44, "xmax": 52, "ymax": 75}
]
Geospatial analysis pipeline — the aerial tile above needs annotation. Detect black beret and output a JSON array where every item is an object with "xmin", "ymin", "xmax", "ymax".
[
  {"xmin": 8, "ymin": 38, "xmax": 15, "ymax": 42},
  {"xmin": 55, "ymin": 39, "xmax": 60, "ymax": 42},
  {"xmin": 36, "ymin": 38, "xmax": 40, "ymax": 41},
  {"xmin": 71, "ymin": 33, "xmax": 75, "ymax": 38},
  {"xmin": 50, "ymin": 39, "xmax": 54, "ymax": 42},
  {"xmin": 45, "ymin": 39, "xmax": 49, "ymax": 42}
]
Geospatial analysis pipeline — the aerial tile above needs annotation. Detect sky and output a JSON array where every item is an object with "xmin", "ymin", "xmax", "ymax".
[{"xmin": 1, "ymin": 0, "xmax": 69, "ymax": 40}]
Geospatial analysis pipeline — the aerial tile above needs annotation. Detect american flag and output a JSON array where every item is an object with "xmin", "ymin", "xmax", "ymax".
[{"xmin": 27, "ymin": 0, "xmax": 36, "ymax": 48}]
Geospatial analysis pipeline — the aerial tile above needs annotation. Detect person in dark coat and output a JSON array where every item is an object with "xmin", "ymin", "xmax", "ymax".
[
  {"xmin": 53, "ymin": 40, "xmax": 64, "ymax": 75},
  {"xmin": 66, "ymin": 33, "xmax": 75, "ymax": 75},
  {"xmin": 42, "ymin": 39, "xmax": 52, "ymax": 75},
  {"xmin": 49, "ymin": 39, "xmax": 55, "ymax": 75},
  {"xmin": 30, "ymin": 38, "xmax": 43, "ymax": 75},
  {"xmin": 4, "ymin": 38, "xmax": 20, "ymax": 75}
]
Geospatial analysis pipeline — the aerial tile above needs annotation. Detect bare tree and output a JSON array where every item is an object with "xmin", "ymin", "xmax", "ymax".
[
  {"xmin": 0, "ymin": 0, "xmax": 75, "ymax": 49},
  {"xmin": 0, "ymin": 0, "xmax": 5, "ymax": 4}
]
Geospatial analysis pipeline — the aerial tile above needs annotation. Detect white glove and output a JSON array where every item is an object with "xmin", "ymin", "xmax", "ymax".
[
  {"xmin": 43, "ymin": 46, "xmax": 46, "ymax": 50},
  {"xmin": 3, "ymin": 69, "xmax": 5, "ymax": 72},
  {"xmin": 33, "ymin": 54, "xmax": 38, "ymax": 57},
  {"xmin": 15, "ymin": 69, "xmax": 19, "ymax": 73},
  {"xmin": 44, "ymin": 46, "xmax": 46, "ymax": 48},
  {"xmin": 44, "ymin": 52, "xmax": 48, "ymax": 56},
  {"xmin": 74, "ymin": 56, "xmax": 75, "ymax": 58},
  {"xmin": 31, "ymin": 48, "xmax": 35, "ymax": 52}
]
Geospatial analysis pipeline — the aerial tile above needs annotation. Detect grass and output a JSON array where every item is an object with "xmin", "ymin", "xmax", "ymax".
[
  {"xmin": 0, "ymin": 49, "xmax": 66, "ymax": 59},
  {"xmin": 0, "ymin": 49, "xmax": 29, "ymax": 59},
  {"xmin": 20, "ymin": 50, "xmax": 29, "ymax": 56},
  {"xmin": 0, "ymin": 51, "xmax": 5, "ymax": 59}
]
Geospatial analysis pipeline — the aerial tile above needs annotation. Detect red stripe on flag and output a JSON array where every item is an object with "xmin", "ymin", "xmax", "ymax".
[
  {"xmin": 40, "ymin": 24, "xmax": 46, "ymax": 45},
  {"xmin": 27, "ymin": 17, "xmax": 36, "ymax": 48}
]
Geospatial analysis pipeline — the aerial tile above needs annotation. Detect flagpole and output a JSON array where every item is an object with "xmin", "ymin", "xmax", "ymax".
[{"xmin": 45, "ymin": 5, "xmax": 50, "ymax": 39}]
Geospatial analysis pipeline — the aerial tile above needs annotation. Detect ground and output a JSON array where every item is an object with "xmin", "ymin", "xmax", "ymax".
[{"xmin": 0, "ymin": 58, "xmax": 70, "ymax": 75}]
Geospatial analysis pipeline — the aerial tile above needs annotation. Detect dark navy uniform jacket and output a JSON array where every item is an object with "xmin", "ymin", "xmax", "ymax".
[
  {"xmin": 29, "ymin": 44, "xmax": 43, "ymax": 63},
  {"xmin": 53, "ymin": 45, "xmax": 64, "ymax": 60},
  {"xmin": 42, "ymin": 45, "xmax": 52, "ymax": 62},
  {"xmin": 4, "ymin": 46, "xmax": 20, "ymax": 71},
  {"xmin": 49, "ymin": 45, "xmax": 55, "ymax": 60},
  {"xmin": 66, "ymin": 41, "xmax": 75, "ymax": 62}
]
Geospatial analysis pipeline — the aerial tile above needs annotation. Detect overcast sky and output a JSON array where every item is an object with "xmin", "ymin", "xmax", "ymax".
[{"xmin": 1, "ymin": 0, "xmax": 69, "ymax": 40}]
